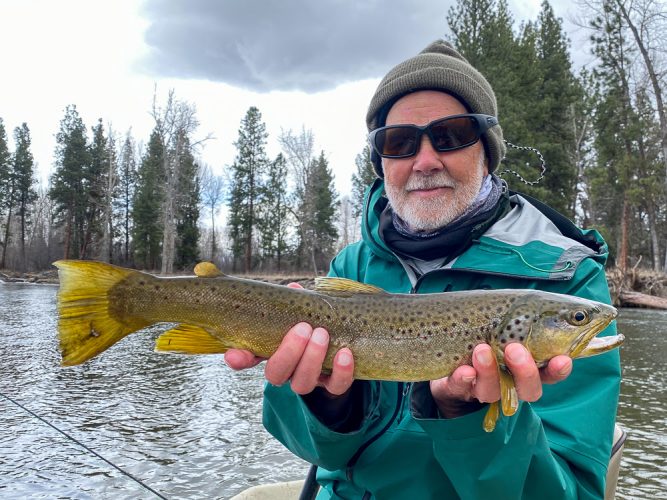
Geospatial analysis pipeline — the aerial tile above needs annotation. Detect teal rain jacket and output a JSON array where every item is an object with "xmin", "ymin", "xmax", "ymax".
[{"xmin": 263, "ymin": 179, "xmax": 621, "ymax": 499}]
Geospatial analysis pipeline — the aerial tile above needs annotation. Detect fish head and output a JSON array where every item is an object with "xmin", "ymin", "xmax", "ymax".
[{"xmin": 495, "ymin": 291, "xmax": 621, "ymax": 367}]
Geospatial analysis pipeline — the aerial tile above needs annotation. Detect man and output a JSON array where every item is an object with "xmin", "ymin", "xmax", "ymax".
[{"xmin": 225, "ymin": 40, "xmax": 621, "ymax": 499}]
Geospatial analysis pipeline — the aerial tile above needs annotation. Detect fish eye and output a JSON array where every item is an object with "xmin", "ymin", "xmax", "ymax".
[{"xmin": 569, "ymin": 310, "xmax": 589, "ymax": 325}]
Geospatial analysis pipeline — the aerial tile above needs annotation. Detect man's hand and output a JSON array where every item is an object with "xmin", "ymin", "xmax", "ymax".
[
  {"xmin": 430, "ymin": 343, "xmax": 572, "ymax": 419},
  {"xmin": 223, "ymin": 283, "xmax": 355, "ymax": 397}
]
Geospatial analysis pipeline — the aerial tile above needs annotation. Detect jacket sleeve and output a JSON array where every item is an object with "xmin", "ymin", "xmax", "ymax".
[
  {"xmin": 262, "ymin": 249, "xmax": 382, "ymax": 471},
  {"xmin": 410, "ymin": 257, "xmax": 621, "ymax": 499}
]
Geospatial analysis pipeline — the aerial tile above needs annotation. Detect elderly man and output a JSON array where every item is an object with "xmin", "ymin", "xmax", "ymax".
[{"xmin": 226, "ymin": 40, "xmax": 620, "ymax": 499}]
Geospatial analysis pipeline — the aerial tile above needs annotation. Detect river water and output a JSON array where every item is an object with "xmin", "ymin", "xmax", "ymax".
[{"xmin": 0, "ymin": 283, "xmax": 665, "ymax": 499}]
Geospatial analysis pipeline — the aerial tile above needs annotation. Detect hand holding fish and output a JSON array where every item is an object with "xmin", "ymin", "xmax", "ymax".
[
  {"xmin": 430, "ymin": 343, "xmax": 572, "ymax": 419},
  {"xmin": 53, "ymin": 260, "xmax": 624, "ymax": 432},
  {"xmin": 225, "ymin": 284, "xmax": 356, "ymax": 398}
]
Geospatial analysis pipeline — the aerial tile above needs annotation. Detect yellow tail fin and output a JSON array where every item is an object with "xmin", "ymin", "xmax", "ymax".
[{"xmin": 54, "ymin": 260, "xmax": 150, "ymax": 366}]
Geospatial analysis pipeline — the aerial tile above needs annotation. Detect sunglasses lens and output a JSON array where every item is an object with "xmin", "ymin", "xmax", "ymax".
[
  {"xmin": 376, "ymin": 127, "xmax": 419, "ymax": 157},
  {"xmin": 430, "ymin": 117, "xmax": 479, "ymax": 151}
]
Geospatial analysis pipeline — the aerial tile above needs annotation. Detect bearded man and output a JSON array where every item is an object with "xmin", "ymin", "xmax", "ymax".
[{"xmin": 226, "ymin": 40, "xmax": 621, "ymax": 500}]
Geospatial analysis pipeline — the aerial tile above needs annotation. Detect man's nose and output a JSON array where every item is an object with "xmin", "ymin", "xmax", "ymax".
[{"xmin": 412, "ymin": 134, "xmax": 444, "ymax": 174}]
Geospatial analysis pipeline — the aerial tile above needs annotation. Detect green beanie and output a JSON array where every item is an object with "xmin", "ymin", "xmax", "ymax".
[{"xmin": 366, "ymin": 39, "xmax": 505, "ymax": 173}]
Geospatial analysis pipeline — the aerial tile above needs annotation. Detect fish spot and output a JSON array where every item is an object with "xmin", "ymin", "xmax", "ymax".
[
  {"xmin": 509, "ymin": 333, "xmax": 515, "ymax": 339},
  {"xmin": 514, "ymin": 319, "xmax": 521, "ymax": 325},
  {"xmin": 501, "ymin": 339, "xmax": 507, "ymax": 344},
  {"xmin": 154, "ymin": 285, "xmax": 160, "ymax": 290},
  {"xmin": 506, "ymin": 325, "xmax": 512, "ymax": 331},
  {"xmin": 210, "ymin": 286, "xmax": 217, "ymax": 291},
  {"xmin": 432, "ymin": 321, "xmax": 439, "ymax": 327},
  {"xmin": 519, "ymin": 336, "xmax": 524, "ymax": 341},
  {"xmin": 453, "ymin": 355, "xmax": 460, "ymax": 361},
  {"xmin": 139, "ymin": 280, "xmax": 145, "ymax": 286},
  {"xmin": 462, "ymin": 317, "xmax": 470, "ymax": 324},
  {"xmin": 468, "ymin": 344, "xmax": 473, "ymax": 350}
]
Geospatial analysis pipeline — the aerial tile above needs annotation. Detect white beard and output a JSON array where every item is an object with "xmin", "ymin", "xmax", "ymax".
[{"xmin": 384, "ymin": 156, "xmax": 486, "ymax": 232}]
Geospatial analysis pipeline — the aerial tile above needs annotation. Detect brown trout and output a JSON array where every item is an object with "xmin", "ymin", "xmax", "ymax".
[{"xmin": 54, "ymin": 260, "xmax": 622, "ymax": 431}]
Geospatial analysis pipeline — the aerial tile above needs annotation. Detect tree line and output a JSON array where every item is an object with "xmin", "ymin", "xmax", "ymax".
[{"xmin": 0, "ymin": 0, "xmax": 665, "ymax": 275}]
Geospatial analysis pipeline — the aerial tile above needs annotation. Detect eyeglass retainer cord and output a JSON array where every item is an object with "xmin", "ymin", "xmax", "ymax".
[{"xmin": 498, "ymin": 140, "xmax": 547, "ymax": 186}]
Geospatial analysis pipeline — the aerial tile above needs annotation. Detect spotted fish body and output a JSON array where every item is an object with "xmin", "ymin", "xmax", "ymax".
[
  {"xmin": 56, "ymin": 260, "xmax": 620, "ymax": 381},
  {"xmin": 55, "ymin": 260, "xmax": 623, "ymax": 431}
]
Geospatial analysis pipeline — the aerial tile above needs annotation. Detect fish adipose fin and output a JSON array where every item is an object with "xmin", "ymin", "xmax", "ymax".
[
  {"xmin": 155, "ymin": 324, "xmax": 230, "ymax": 354},
  {"xmin": 314, "ymin": 277, "xmax": 387, "ymax": 296},
  {"xmin": 194, "ymin": 262, "xmax": 225, "ymax": 278},
  {"xmin": 54, "ymin": 260, "xmax": 151, "ymax": 366}
]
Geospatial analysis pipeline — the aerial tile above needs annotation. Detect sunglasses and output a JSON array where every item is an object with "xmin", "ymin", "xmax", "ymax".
[{"xmin": 368, "ymin": 113, "xmax": 499, "ymax": 159}]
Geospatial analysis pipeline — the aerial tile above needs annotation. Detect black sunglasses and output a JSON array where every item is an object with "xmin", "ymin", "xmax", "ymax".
[{"xmin": 368, "ymin": 113, "xmax": 499, "ymax": 159}]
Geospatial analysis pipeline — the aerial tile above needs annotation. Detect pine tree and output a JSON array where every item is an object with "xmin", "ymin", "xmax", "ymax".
[
  {"xmin": 82, "ymin": 119, "xmax": 109, "ymax": 259},
  {"xmin": 117, "ymin": 131, "xmax": 137, "ymax": 264},
  {"xmin": 588, "ymin": 1, "xmax": 638, "ymax": 272},
  {"xmin": 50, "ymin": 105, "xmax": 91, "ymax": 259},
  {"xmin": 228, "ymin": 106, "xmax": 268, "ymax": 272},
  {"xmin": 12, "ymin": 123, "xmax": 37, "ymax": 270},
  {"xmin": 132, "ymin": 129, "xmax": 165, "ymax": 269},
  {"xmin": 0, "ymin": 118, "xmax": 12, "ymax": 267},
  {"xmin": 258, "ymin": 153, "xmax": 291, "ymax": 270},
  {"xmin": 304, "ymin": 151, "xmax": 338, "ymax": 273},
  {"xmin": 0, "ymin": 118, "xmax": 10, "ymax": 222},
  {"xmin": 174, "ymin": 132, "xmax": 200, "ymax": 270}
]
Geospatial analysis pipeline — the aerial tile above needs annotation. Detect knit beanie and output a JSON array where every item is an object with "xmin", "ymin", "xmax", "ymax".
[{"xmin": 367, "ymin": 40, "xmax": 505, "ymax": 176}]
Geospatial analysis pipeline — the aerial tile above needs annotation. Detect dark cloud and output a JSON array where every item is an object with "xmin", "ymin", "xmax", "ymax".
[{"xmin": 139, "ymin": 0, "xmax": 450, "ymax": 92}]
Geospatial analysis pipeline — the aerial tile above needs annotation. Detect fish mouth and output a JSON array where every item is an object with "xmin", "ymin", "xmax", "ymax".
[{"xmin": 568, "ymin": 309, "xmax": 618, "ymax": 358}]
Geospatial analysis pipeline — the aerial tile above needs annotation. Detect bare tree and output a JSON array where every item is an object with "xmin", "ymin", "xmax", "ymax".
[
  {"xmin": 200, "ymin": 163, "xmax": 225, "ymax": 262},
  {"xmin": 151, "ymin": 89, "xmax": 208, "ymax": 274}
]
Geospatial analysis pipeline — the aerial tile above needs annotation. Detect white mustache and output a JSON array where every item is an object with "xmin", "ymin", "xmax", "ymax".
[{"xmin": 405, "ymin": 174, "xmax": 456, "ymax": 191}]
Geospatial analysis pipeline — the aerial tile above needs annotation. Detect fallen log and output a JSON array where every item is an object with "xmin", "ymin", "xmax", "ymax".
[{"xmin": 618, "ymin": 290, "xmax": 667, "ymax": 310}]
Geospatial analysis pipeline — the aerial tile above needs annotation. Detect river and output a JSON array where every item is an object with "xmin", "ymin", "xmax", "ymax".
[{"xmin": 0, "ymin": 283, "xmax": 665, "ymax": 499}]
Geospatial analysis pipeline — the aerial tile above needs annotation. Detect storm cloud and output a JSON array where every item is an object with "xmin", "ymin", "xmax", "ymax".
[{"xmin": 139, "ymin": 0, "xmax": 450, "ymax": 92}]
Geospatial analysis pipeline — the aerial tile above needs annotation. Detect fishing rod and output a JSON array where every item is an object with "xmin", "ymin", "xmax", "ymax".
[{"xmin": 0, "ymin": 390, "xmax": 168, "ymax": 500}]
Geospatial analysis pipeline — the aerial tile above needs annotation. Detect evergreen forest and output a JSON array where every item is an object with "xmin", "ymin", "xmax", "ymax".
[{"xmin": 1, "ymin": 0, "xmax": 665, "ymax": 276}]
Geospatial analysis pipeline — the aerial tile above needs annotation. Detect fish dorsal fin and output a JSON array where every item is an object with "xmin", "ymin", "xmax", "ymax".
[
  {"xmin": 194, "ymin": 262, "xmax": 225, "ymax": 278},
  {"xmin": 155, "ymin": 324, "xmax": 231, "ymax": 354},
  {"xmin": 314, "ymin": 277, "xmax": 387, "ymax": 296}
]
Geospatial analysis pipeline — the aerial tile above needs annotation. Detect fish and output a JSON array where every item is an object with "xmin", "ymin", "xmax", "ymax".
[{"xmin": 54, "ymin": 259, "xmax": 623, "ymax": 432}]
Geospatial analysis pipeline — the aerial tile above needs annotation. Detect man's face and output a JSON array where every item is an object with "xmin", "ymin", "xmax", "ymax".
[{"xmin": 382, "ymin": 90, "xmax": 489, "ymax": 232}]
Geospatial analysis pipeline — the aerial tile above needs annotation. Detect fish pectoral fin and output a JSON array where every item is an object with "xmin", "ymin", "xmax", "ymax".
[
  {"xmin": 155, "ymin": 324, "xmax": 230, "ymax": 354},
  {"xmin": 499, "ymin": 367, "xmax": 519, "ymax": 417},
  {"xmin": 314, "ymin": 277, "xmax": 387, "ymax": 296},
  {"xmin": 483, "ymin": 402, "xmax": 500, "ymax": 432},
  {"xmin": 194, "ymin": 262, "xmax": 225, "ymax": 278}
]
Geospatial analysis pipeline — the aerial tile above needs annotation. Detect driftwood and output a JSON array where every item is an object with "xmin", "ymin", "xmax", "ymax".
[
  {"xmin": 618, "ymin": 291, "xmax": 667, "ymax": 309},
  {"xmin": 607, "ymin": 264, "xmax": 667, "ymax": 310}
]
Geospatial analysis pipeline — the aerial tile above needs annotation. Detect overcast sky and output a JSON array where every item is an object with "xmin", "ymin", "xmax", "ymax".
[{"xmin": 0, "ymin": 0, "xmax": 589, "ymax": 197}]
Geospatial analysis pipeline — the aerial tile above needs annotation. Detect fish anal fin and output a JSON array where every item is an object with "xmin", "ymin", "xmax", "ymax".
[
  {"xmin": 194, "ymin": 262, "xmax": 224, "ymax": 278},
  {"xmin": 499, "ymin": 367, "xmax": 519, "ymax": 417},
  {"xmin": 155, "ymin": 324, "xmax": 230, "ymax": 355},
  {"xmin": 314, "ymin": 277, "xmax": 386, "ymax": 296}
]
